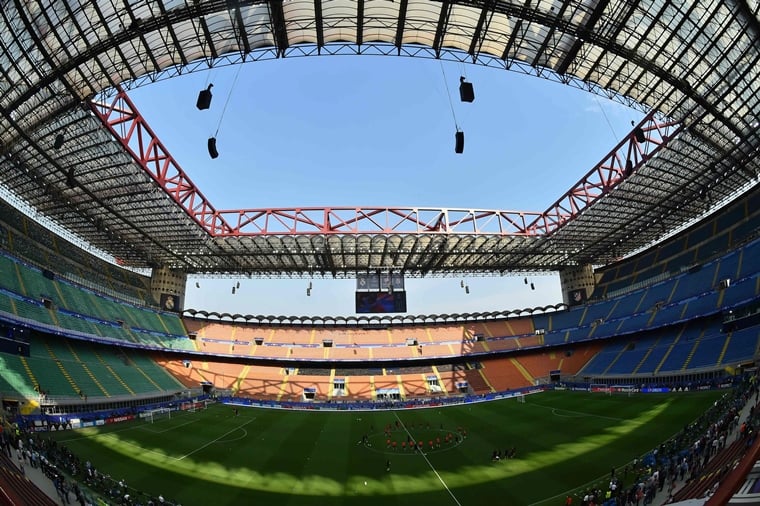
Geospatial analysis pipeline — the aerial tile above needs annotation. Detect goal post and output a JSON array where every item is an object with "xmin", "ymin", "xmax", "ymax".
[{"xmin": 143, "ymin": 407, "xmax": 172, "ymax": 423}]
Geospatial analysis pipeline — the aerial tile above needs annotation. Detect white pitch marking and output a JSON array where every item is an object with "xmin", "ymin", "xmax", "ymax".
[
  {"xmin": 177, "ymin": 418, "xmax": 255, "ymax": 461},
  {"xmin": 392, "ymin": 412, "xmax": 462, "ymax": 506}
]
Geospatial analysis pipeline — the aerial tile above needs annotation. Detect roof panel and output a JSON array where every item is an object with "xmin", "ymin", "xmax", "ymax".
[{"xmin": 0, "ymin": 0, "xmax": 757, "ymax": 275}]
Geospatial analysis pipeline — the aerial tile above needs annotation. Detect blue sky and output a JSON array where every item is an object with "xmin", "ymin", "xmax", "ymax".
[{"xmin": 127, "ymin": 56, "xmax": 643, "ymax": 316}]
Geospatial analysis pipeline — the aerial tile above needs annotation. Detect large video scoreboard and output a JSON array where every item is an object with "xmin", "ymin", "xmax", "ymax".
[{"xmin": 355, "ymin": 272, "xmax": 407, "ymax": 313}]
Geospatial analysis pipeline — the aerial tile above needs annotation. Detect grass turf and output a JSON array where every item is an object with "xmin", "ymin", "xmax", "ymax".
[{"xmin": 48, "ymin": 390, "xmax": 723, "ymax": 505}]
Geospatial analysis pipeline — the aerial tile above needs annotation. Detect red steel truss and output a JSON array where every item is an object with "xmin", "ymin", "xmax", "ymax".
[
  {"xmin": 90, "ymin": 88, "xmax": 681, "ymax": 237},
  {"xmin": 526, "ymin": 113, "xmax": 684, "ymax": 235}
]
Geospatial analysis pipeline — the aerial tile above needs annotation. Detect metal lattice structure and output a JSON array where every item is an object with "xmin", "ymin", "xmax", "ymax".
[{"xmin": 0, "ymin": 0, "xmax": 758, "ymax": 277}]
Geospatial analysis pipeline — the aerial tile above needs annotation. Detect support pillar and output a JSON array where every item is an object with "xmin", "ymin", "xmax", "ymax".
[
  {"xmin": 559, "ymin": 264, "xmax": 595, "ymax": 306},
  {"xmin": 150, "ymin": 267, "xmax": 187, "ymax": 312}
]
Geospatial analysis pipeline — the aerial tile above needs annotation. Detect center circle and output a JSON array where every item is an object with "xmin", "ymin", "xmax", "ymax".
[{"xmin": 361, "ymin": 426, "xmax": 466, "ymax": 455}]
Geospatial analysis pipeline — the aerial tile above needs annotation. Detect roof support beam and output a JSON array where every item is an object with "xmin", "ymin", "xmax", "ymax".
[
  {"xmin": 432, "ymin": 0, "xmax": 453, "ymax": 58},
  {"xmin": 268, "ymin": 0, "xmax": 290, "ymax": 58},
  {"xmin": 357, "ymin": 0, "xmax": 365, "ymax": 47},
  {"xmin": 394, "ymin": 0, "xmax": 410, "ymax": 55},
  {"xmin": 467, "ymin": 0, "xmax": 495, "ymax": 59},
  {"xmin": 314, "ymin": 0, "xmax": 324, "ymax": 53},
  {"xmin": 555, "ymin": 0, "xmax": 610, "ymax": 76}
]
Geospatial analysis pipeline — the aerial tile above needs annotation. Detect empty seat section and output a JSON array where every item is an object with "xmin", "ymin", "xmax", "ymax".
[
  {"xmin": 682, "ymin": 292, "xmax": 721, "ymax": 318},
  {"xmin": 278, "ymin": 327, "xmax": 317, "ymax": 346},
  {"xmin": 0, "ymin": 354, "xmax": 37, "ymax": 397},
  {"xmin": 545, "ymin": 309, "xmax": 584, "ymax": 331},
  {"xmin": 657, "ymin": 335, "xmax": 699, "ymax": 372},
  {"xmin": 581, "ymin": 300, "xmax": 616, "ymax": 325},
  {"xmin": 159, "ymin": 357, "xmax": 224, "ymax": 390},
  {"xmin": 479, "ymin": 358, "xmax": 532, "ymax": 391},
  {"xmin": 531, "ymin": 313, "xmax": 552, "ymax": 333},
  {"xmin": 721, "ymin": 275, "xmax": 759, "ymax": 307},
  {"xmin": 160, "ymin": 313, "xmax": 187, "ymax": 336},
  {"xmin": 614, "ymin": 312, "xmax": 655, "ymax": 335},
  {"xmin": 0, "ymin": 255, "xmax": 23, "ymax": 293},
  {"xmin": 474, "ymin": 318, "xmax": 533, "ymax": 338},
  {"xmin": 695, "ymin": 233, "xmax": 730, "ymax": 263},
  {"xmin": 459, "ymin": 368, "xmax": 491, "ymax": 394},
  {"xmin": 588, "ymin": 319, "xmax": 622, "ymax": 340},
  {"xmin": 564, "ymin": 327, "xmax": 592, "ymax": 343},
  {"xmin": 720, "ymin": 327, "xmax": 760, "ymax": 364},
  {"xmin": 544, "ymin": 330, "xmax": 572, "ymax": 345},
  {"xmin": 55, "ymin": 312, "xmax": 101, "ymax": 336},
  {"xmin": 401, "ymin": 375, "xmax": 429, "ymax": 397},
  {"xmin": 670, "ymin": 265, "xmax": 718, "ymax": 301},
  {"xmin": 580, "ymin": 341, "xmax": 630, "ymax": 375},
  {"xmin": 632, "ymin": 250, "xmax": 658, "ymax": 278},
  {"xmin": 650, "ymin": 303, "xmax": 687, "ymax": 327},
  {"xmin": 0, "ymin": 293, "xmax": 17, "ymax": 315},
  {"xmin": 17, "ymin": 264, "xmax": 54, "ymax": 300},
  {"xmin": 422, "ymin": 343, "xmax": 460, "ymax": 357},
  {"xmin": 606, "ymin": 348, "xmax": 649, "ymax": 375},
  {"xmin": 635, "ymin": 334, "xmax": 677, "ymax": 374},
  {"xmin": 638, "ymin": 282, "xmax": 674, "ymax": 311},
  {"xmin": 297, "ymin": 346, "xmax": 331, "ymax": 360},
  {"xmin": 44, "ymin": 338, "xmax": 111, "ymax": 397},
  {"xmin": 606, "ymin": 292, "xmax": 646, "ymax": 320},
  {"xmin": 125, "ymin": 352, "xmax": 184, "ymax": 391},
  {"xmin": 23, "ymin": 355, "xmax": 79, "ymax": 396},
  {"xmin": 738, "ymin": 240, "xmax": 760, "ymax": 278},
  {"xmin": 714, "ymin": 250, "xmax": 740, "ymax": 282},
  {"xmin": 427, "ymin": 324, "xmax": 464, "ymax": 343},
  {"xmin": 11, "ymin": 297, "xmax": 55, "ymax": 326},
  {"xmin": 346, "ymin": 376, "xmax": 375, "ymax": 399},
  {"xmin": 390, "ymin": 328, "xmax": 425, "ymax": 345},
  {"xmin": 687, "ymin": 334, "xmax": 728, "ymax": 369},
  {"xmin": 664, "ymin": 246, "xmax": 696, "ymax": 273}
]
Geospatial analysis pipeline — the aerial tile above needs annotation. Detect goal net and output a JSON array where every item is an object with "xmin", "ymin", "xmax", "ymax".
[
  {"xmin": 589, "ymin": 384, "xmax": 612, "ymax": 395},
  {"xmin": 144, "ymin": 407, "xmax": 172, "ymax": 423},
  {"xmin": 180, "ymin": 399, "xmax": 214, "ymax": 413}
]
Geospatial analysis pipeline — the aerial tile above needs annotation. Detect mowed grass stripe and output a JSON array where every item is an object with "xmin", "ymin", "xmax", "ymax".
[{"xmin": 48, "ymin": 391, "xmax": 723, "ymax": 506}]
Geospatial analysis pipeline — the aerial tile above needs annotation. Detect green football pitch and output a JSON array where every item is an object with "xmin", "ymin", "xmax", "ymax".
[{"xmin": 49, "ymin": 390, "xmax": 722, "ymax": 506}]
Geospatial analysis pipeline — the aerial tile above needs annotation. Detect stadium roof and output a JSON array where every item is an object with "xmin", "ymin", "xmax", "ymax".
[{"xmin": 0, "ymin": 0, "xmax": 758, "ymax": 277}]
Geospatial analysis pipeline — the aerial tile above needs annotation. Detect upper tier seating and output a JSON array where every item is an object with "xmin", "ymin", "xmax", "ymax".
[
  {"xmin": 182, "ymin": 317, "xmax": 545, "ymax": 361},
  {"xmin": 0, "ymin": 197, "xmax": 151, "ymax": 304},
  {"xmin": 0, "ymin": 253, "xmax": 194, "ymax": 350},
  {"xmin": 593, "ymin": 185, "xmax": 760, "ymax": 299},
  {"xmin": 0, "ymin": 334, "xmax": 184, "ymax": 400}
]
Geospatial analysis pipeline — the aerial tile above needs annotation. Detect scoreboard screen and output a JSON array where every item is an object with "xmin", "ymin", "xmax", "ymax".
[{"xmin": 355, "ymin": 291, "xmax": 407, "ymax": 313}]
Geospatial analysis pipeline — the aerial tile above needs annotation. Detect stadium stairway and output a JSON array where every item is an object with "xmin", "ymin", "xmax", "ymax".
[
  {"xmin": 669, "ymin": 438, "xmax": 748, "ymax": 503},
  {"xmin": 0, "ymin": 452, "xmax": 58, "ymax": 506}
]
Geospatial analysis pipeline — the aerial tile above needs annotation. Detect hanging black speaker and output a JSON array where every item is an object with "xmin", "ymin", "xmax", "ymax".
[
  {"xmin": 634, "ymin": 127, "xmax": 646, "ymax": 143},
  {"xmin": 196, "ymin": 84, "xmax": 214, "ymax": 110},
  {"xmin": 459, "ymin": 77, "xmax": 474, "ymax": 103},
  {"xmin": 208, "ymin": 137, "xmax": 219, "ymax": 159},
  {"xmin": 455, "ymin": 130, "xmax": 465, "ymax": 154},
  {"xmin": 53, "ymin": 133, "xmax": 65, "ymax": 149}
]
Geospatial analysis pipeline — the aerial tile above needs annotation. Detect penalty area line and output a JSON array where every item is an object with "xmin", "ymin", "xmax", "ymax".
[
  {"xmin": 392, "ymin": 412, "xmax": 462, "ymax": 506},
  {"xmin": 177, "ymin": 418, "xmax": 255, "ymax": 461}
]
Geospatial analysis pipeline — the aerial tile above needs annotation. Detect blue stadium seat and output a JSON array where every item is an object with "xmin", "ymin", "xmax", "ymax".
[
  {"xmin": 720, "ymin": 327, "xmax": 760, "ymax": 364},
  {"xmin": 721, "ymin": 275, "xmax": 759, "ymax": 308},
  {"xmin": 636, "ymin": 334, "xmax": 677, "ymax": 374},
  {"xmin": 687, "ymin": 334, "xmax": 727, "ymax": 369}
]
